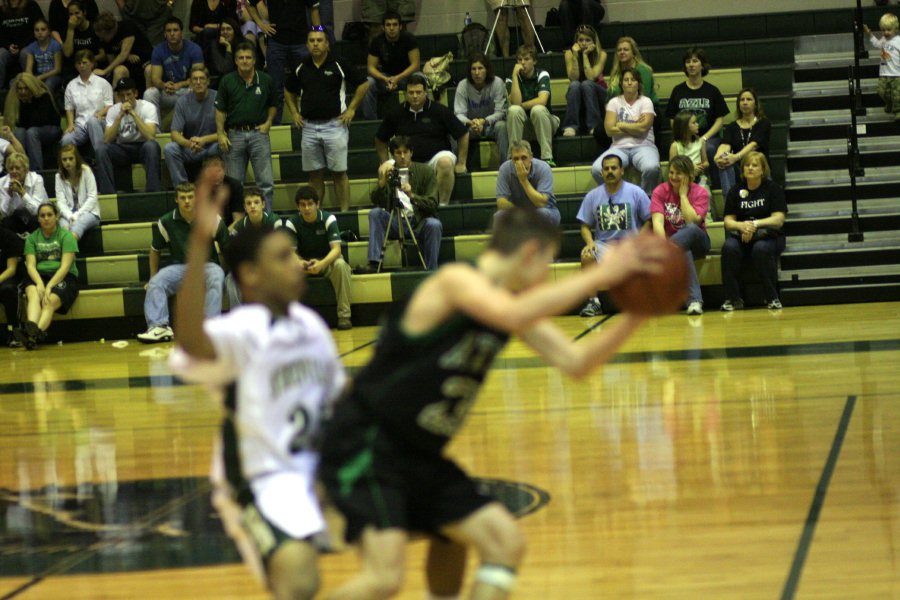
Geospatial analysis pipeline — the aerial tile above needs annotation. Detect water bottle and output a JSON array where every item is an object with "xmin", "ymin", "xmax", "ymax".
[{"xmin": 464, "ymin": 12, "xmax": 472, "ymax": 27}]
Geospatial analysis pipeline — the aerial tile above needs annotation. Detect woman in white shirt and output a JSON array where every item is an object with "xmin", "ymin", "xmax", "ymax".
[
  {"xmin": 590, "ymin": 66, "xmax": 660, "ymax": 196},
  {"xmin": 55, "ymin": 144, "xmax": 100, "ymax": 240},
  {"xmin": 0, "ymin": 151, "xmax": 48, "ymax": 234}
]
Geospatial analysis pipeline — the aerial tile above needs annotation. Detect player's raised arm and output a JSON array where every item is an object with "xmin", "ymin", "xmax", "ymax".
[{"xmin": 174, "ymin": 167, "xmax": 229, "ymax": 359}]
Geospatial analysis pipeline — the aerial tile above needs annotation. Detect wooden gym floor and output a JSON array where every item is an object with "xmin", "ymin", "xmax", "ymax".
[{"xmin": 1, "ymin": 302, "xmax": 899, "ymax": 599}]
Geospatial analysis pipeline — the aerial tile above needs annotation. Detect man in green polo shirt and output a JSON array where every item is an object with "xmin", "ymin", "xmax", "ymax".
[
  {"xmin": 506, "ymin": 45, "xmax": 560, "ymax": 166},
  {"xmin": 283, "ymin": 185, "xmax": 353, "ymax": 330},
  {"xmin": 138, "ymin": 181, "xmax": 230, "ymax": 343},
  {"xmin": 215, "ymin": 41, "xmax": 277, "ymax": 212}
]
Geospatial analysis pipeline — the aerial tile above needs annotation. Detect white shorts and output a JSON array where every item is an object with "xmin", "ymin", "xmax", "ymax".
[{"xmin": 426, "ymin": 150, "xmax": 457, "ymax": 171}]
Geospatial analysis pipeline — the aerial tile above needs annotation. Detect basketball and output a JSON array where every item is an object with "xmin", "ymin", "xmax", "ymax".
[{"xmin": 608, "ymin": 234, "xmax": 689, "ymax": 315}]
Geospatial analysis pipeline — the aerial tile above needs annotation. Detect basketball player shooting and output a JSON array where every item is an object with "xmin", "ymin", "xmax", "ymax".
[{"xmin": 318, "ymin": 209, "xmax": 675, "ymax": 600}]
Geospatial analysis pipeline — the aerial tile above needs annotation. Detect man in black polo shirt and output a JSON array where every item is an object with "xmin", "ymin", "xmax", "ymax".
[
  {"xmin": 360, "ymin": 10, "xmax": 419, "ymax": 120},
  {"xmin": 284, "ymin": 27, "xmax": 368, "ymax": 213},
  {"xmin": 246, "ymin": 0, "xmax": 319, "ymax": 125},
  {"xmin": 375, "ymin": 73, "xmax": 468, "ymax": 206}
]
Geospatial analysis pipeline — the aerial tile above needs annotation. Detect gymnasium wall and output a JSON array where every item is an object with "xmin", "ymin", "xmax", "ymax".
[{"xmin": 333, "ymin": 0, "xmax": 856, "ymax": 37}]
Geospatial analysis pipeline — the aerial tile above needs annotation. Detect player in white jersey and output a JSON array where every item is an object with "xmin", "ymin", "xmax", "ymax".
[{"xmin": 170, "ymin": 167, "xmax": 468, "ymax": 600}]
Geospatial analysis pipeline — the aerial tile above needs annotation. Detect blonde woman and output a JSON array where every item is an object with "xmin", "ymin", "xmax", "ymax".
[
  {"xmin": 55, "ymin": 144, "xmax": 100, "ymax": 240},
  {"xmin": 4, "ymin": 73, "xmax": 62, "ymax": 170},
  {"xmin": 0, "ymin": 151, "xmax": 48, "ymax": 234},
  {"xmin": 607, "ymin": 36, "xmax": 657, "ymax": 105},
  {"xmin": 561, "ymin": 24, "xmax": 607, "ymax": 137}
]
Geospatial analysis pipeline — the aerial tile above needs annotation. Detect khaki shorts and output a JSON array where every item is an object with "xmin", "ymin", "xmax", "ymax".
[{"xmin": 487, "ymin": 0, "xmax": 530, "ymax": 10}]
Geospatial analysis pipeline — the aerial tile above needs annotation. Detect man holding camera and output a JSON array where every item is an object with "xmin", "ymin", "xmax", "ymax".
[{"xmin": 362, "ymin": 135, "xmax": 441, "ymax": 272}]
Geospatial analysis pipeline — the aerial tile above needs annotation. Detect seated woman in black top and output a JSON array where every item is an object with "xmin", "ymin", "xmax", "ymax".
[
  {"xmin": 714, "ymin": 87, "xmax": 771, "ymax": 200},
  {"xmin": 4, "ymin": 73, "xmax": 62, "ymax": 171},
  {"xmin": 190, "ymin": 0, "xmax": 234, "ymax": 59},
  {"xmin": 721, "ymin": 151, "xmax": 787, "ymax": 312},
  {"xmin": 208, "ymin": 17, "xmax": 239, "ymax": 82}
]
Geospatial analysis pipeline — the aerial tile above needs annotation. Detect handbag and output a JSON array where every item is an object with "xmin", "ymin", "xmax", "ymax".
[{"xmin": 423, "ymin": 52, "xmax": 453, "ymax": 91}]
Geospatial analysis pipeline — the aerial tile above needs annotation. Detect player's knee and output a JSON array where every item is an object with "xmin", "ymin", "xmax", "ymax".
[
  {"xmin": 271, "ymin": 571, "xmax": 319, "ymax": 600},
  {"xmin": 367, "ymin": 567, "xmax": 405, "ymax": 598}
]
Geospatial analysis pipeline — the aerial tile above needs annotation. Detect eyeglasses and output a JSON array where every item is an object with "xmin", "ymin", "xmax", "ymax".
[{"xmin": 310, "ymin": 25, "xmax": 325, "ymax": 32}]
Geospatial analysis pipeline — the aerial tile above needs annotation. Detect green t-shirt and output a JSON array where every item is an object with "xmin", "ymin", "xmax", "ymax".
[
  {"xmin": 284, "ymin": 210, "xmax": 341, "ymax": 260},
  {"xmin": 25, "ymin": 227, "xmax": 79, "ymax": 278},
  {"xmin": 231, "ymin": 211, "xmax": 280, "ymax": 234},
  {"xmin": 214, "ymin": 69, "xmax": 276, "ymax": 128},
  {"xmin": 506, "ymin": 68, "xmax": 552, "ymax": 103},
  {"xmin": 152, "ymin": 209, "xmax": 230, "ymax": 265}
]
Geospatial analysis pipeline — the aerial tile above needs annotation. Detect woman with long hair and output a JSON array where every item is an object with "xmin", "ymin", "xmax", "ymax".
[
  {"xmin": 55, "ymin": 144, "xmax": 100, "ymax": 240},
  {"xmin": 714, "ymin": 87, "xmax": 771, "ymax": 199},
  {"xmin": 4, "ymin": 72, "xmax": 63, "ymax": 171},
  {"xmin": 453, "ymin": 52, "xmax": 509, "ymax": 161},
  {"xmin": 561, "ymin": 24, "xmax": 607, "ymax": 137},
  {"xmin": 16, "ymin": 201, "xmax": 80, "ymax": 349},
  {"xmin": 607, "ymin": 36, "xmax": 657, "ymax": 105}
]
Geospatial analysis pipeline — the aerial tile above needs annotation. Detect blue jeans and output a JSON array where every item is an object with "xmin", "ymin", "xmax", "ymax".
[
  {"xmin": 704, "ymin": 135, "xmax": 722, "ymax": 189},
  {"xmin": 718, "ymin": 163, "xmax": 739, "ymax": 203},
  {"xmin": 144, "ymin": 263, "xmax": 224, "ymax": 327},
  {"xmin": 367, "ymin": 207, "xmax": 442, "ymax": 270},
  {"xmin": 593, "ymin": 146, "xmax": 660, "ymax": 197},
  {"xmin": 669, "ymin": 223, "xmax": 710, "ymax": 304},
  {"xmin": 266, "ymin": 40, "xmax": 309, "ymax": 125},
  {"xmin": 562, "ymin": 80, "xmax": 606, "ymax": 133},
  {"xmin": 14, "ymin": 125, "xmax": 62, "ymax": 171},
  {"xmin": 95, "ymin": 140, "xmax": 161, "ymax": 194},
  {"xmin": 59, "ymin": 212, "xmax": 101, "ymax": 239},
  {"xmin": 361, "ymin": 76, "xmax": 407, "ymax": 120},
  {"xmin": 60, "ymin": 118, "xmax": 105, "ymax": 153},
  {"xmin": 721, "ymin": 234, "xmax": 785, "ymax": 303},
  {"xmin": 164, "ymin": 141, "xmax": 221, "ymax": 185},
  {"xmin": 223, "ymin": 129, "xmax": 274, "ymax": 210}
]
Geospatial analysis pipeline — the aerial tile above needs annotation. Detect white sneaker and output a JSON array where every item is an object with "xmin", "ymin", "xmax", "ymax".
[
  {"xmin": 562, "ymin": 127, "xmax": 577, "ymax": 137},
  {"xmin": 686, "ymin": 301, "xmax": 703, "ymax": 315},
  {"xmin": 137, "ymin": 325, "xmax": 174, "ymax": 344},
  {"xmin": 579, "ymin": 298, "xmax": 603, "ymax": 317}
]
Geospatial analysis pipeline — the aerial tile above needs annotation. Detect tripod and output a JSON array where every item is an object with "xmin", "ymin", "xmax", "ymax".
[
  {"xmin": 375, "ymin": 183, "xmax": 428, "ymax": 273},
  {"xmin": 485, "ymin": 0, "xmax": 546, "ymax": 55}
]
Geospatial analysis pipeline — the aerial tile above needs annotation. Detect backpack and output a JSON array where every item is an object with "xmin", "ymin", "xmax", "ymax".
[{"xmin": 461, "ymin": 22, "xmax": 489, "ymax": 59}]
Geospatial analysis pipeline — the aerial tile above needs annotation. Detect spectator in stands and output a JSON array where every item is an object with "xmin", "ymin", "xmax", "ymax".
[
  {"xmin": 282, "ymin": 185, "xmax": 353, "ymax": 329},
  {"xmin": 215, "ymin": 41, "xmax": 275, "ymax": 210},
  {"xmin": 507, "ymin": 45, "xmax": 559, "ymax": 166},
  {"xmin": 224, "ymin": 185, "xmax": 278, "ymax": 306},
  {"xmin": 0, "ymin": 151, "xmax": 47, "ymax": 235},
  {"xmin": 203, "ymin": 154, "xmax": 245, "ymax": 225},
  {"xmin": 114, "ymin": 0, "xmax": 173, "ymax": 45},
  {"xmin": 454, "ymin": 52, "xmax": 509, "ymax": 165},
  {"xmin": 576, "ymin": 152, "xmax": 650, "ymax": 317},
  {"xmin": 245, "ymin": 0, "xmax": 318, "ymax": 125},
  {"xmin": 189, "ymin": 0, "xmax": 232, "ymax": 52},
  {"xmin": 61, "ymin": 0, "xmax": 101, "ymax": 78},
  {"xmin": 16, "ymin": 201, "xmax": 79, "ymax": 350},
  {"xmin": 864, "ymin": 13, "xmax": 900, "ymax": 120},
  {"xmin": 591, "ymin": 66, "xmax": 659, "ymax": 196},
  {"xmin": 558, "ymin": 0, "xmax": 605, "ymax": 51},
  {"xmin": 145, "ymin": 17, "xmax": 204, "ymax": 124},
  {"xmin": 488, "ymin": 0, "xmax": 534, "ymax": 58},
  {"xmin": 96, "ymin": 76, "xmax": 161, "ymax": 194},
  {"xmin": 207, "ymin": 17, "xmax": 239, "ymax": 80},
  {"xmin": 360, "ymin": 0, "xmax": 414, "ymax": 43},
  {"xmin": 363, "ymin": 134, "xmax": 441, "ymax": 272},
  {"xmin": 665, "ymin": 47, "xmax": 729, "ymax": 188},
  {"xmin": 0, "ymin": 124, "xmax": 27, "ymax": 170},
  {"xmin": 561, "ymin": 24, "xmax": 606, "ymax": 137},
  {"xmin": 375, "ymin": 73, "xmax": 468, "ymax": 206},
  {"xmin": 138, "ymin": 181, "xmax": 229, "ymax": 343},
  {"xmin": 495, "ymin": 139, "xmax": 559, "ymax": 226},
  {"xmin": 5, "ymin": 76, "xmax": 53, "ymax": 166},
  {"xmin": 49, "ymin": 0, "xmax": 98, "ymax": 45},
  {"xmin": 0, "ymin": 0, "xmax": 45, "ymax": 91},
  {"xmin": 55, "ymin": 144, "xmax": 100, "ymax": 240},
  {"xmin": 94, "ymin": 11, "xmax": 153, "ymax": 92},
  {"xmin": 361, "ymin": 10, "xmax": 420, "ymax": 120},
  {"xmin": 669, "ymin": 110, "xmax": 709, "ymax": 190},
  {"xmin": 650, "ymin": 154, "xmax": 709, "ymax": 315},
  {"xmin": 607, "ymin": 36, "xmax": 656, "ymax": 104},
  {"xmin": 236, "ymin": 0, "xmax": 265, "ymax": 59},
  {"xmin": 284, "ymin": 26, "xmax": 368, "ymax": 212},
  {"xmin": 721, "ymin": 151, "xmax": 786, "ymax": 311},
  {"xmin": 165, "ymin": 66, "xmax": 219, "ymax": 185},
  {"xmin": 714, "ymin": 88, "xmax": 771, "ymax": 201},
  {"xmin": 22, "ymin": 18, "xmax": 63, "ymax": 94},
  {"xmin": 0, "ymin": 225, "xmax": 23, "ymax": 346},
  {"xmin": 60, "ymin": 50, "xmax": 112, "ymax": 152}
]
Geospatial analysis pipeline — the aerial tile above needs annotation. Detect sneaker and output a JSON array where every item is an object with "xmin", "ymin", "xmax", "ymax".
[
  {"xmin": 562, "ymin": 127, "xmax": 577, "ymax": 137},
  {"xmin": 137, "ymin": 325, "xmax": 174, "ymax": 344},
  {"xmin": 336, "ymin": 317, "xmax": 352, "ymax": 331},
  {"xmin": 767, "ymin": 299, "xmax": 783, "ymax": 310},
  {"xmin": 579, "ymin": 298, "xmax": 603, "ymax": 317},
  {"xmin": 544, "ymin": 158, "xmax": 557, "ymax": 168},
  {"xmin": 12, "ymin": 328, "xmax": 34, "ymax": 350},
  {"xmin": 686, "ymin": 301, "xmax": 703, "ymax": 315},
  {"xmin": 720, "ymin": 299, "xmax": 744, "ymax": 312}
]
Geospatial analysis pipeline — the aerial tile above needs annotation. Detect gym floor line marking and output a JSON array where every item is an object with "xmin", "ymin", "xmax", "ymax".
[
  {"xmin": 780, "ymin": 395, "xmax": 857, "ymax": 600},
  {"xmin": 3, "ymin": 339, "xmax": 900, "ymax": 395},
  {"xmin": 339, "ymin": 338, "xmax": 377, "ymax": 358},
  {"xmin": 573, "ymin": 314, "xmax": 613, "ymax": 341}
]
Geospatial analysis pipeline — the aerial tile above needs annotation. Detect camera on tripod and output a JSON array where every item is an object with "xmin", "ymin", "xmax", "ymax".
[{"xmin": 385, "ymin": 166, "xmax": 410, "ymax": 212}]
